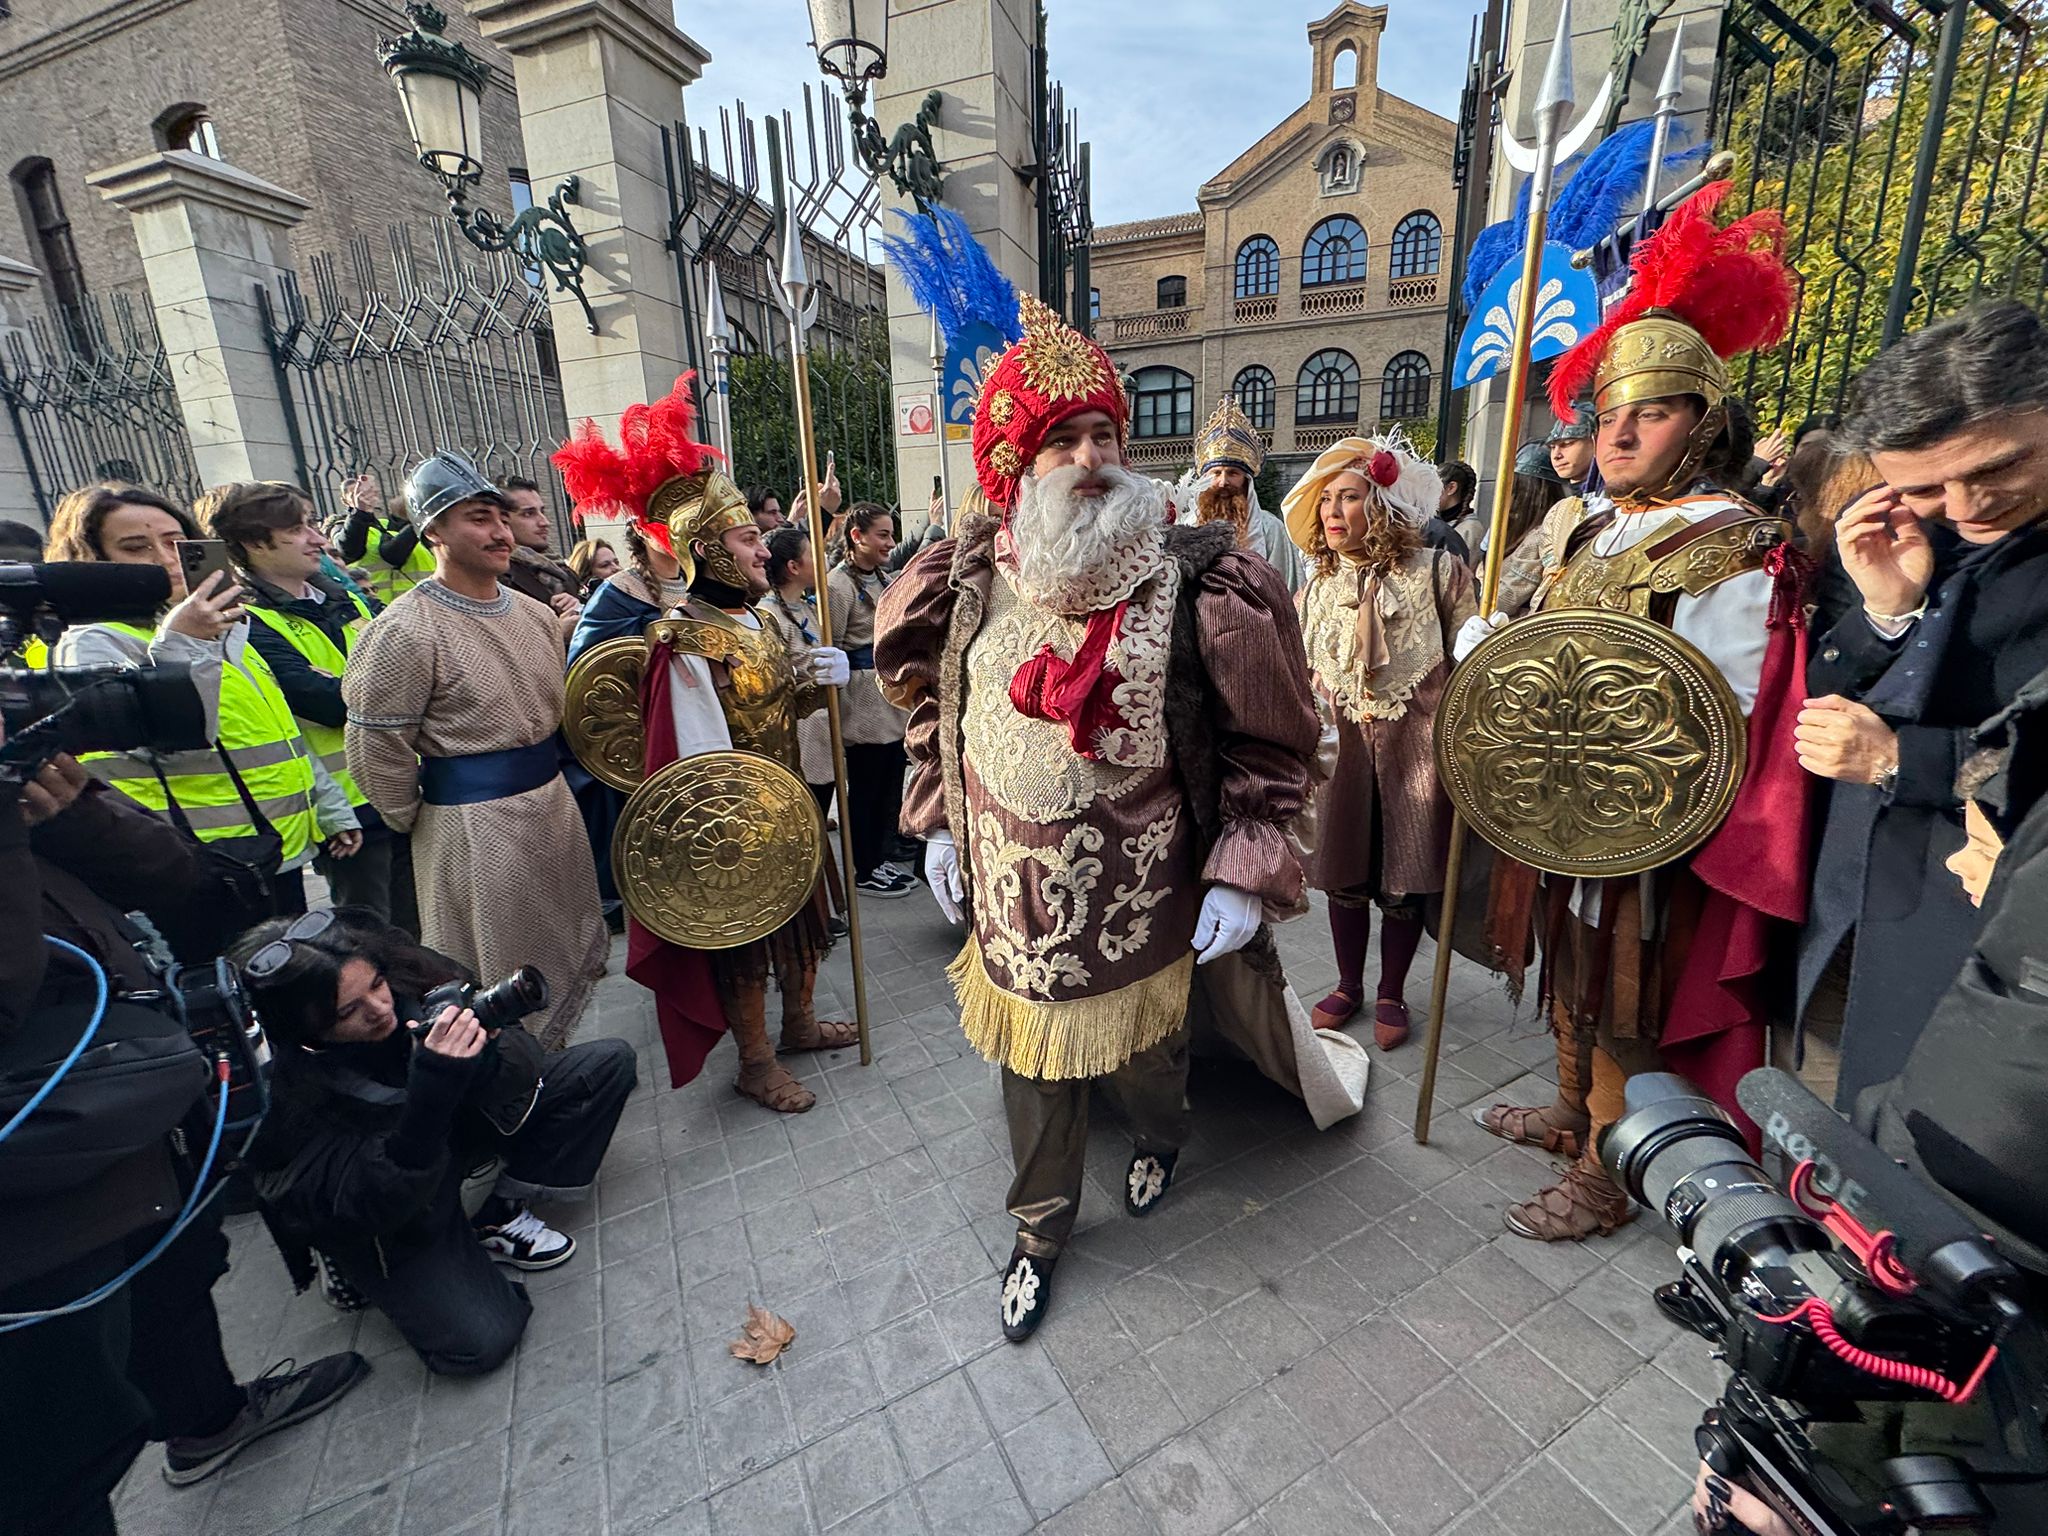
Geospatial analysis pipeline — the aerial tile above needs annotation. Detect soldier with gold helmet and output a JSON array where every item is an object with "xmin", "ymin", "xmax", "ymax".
[
  {"xmin": 555, "ymin": 380, "xmax": 855, "ymax": 1115},
  {"xmin": 1445, "ymin": 183, "xmax": 1816, "ymax": 1241}
]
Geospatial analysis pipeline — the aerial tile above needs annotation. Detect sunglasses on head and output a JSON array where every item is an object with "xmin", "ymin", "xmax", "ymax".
[{"xmin": 242, "ymin": 908, "xmax": 340, "ymax": 980}]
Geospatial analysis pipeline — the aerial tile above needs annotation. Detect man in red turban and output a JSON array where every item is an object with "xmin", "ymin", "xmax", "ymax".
[{"xmin": 874, "ymin": 297, "xmax": 1323, "ymax": 1341}]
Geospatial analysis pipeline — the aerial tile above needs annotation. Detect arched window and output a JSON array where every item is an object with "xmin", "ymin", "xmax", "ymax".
[
  {"xmin": 1381, "ymin": 351, "xmax": 1433, "ymax": 421},
  {"xmin": 1232, "ymin": 365, "xmax": 1276, "ymax": 431},
  {"xmin": 1295, "ymin": 349, "xmax": 1360, "ymax": 424},
  {"xmin": 11, "ymin": 158, "xmax": 89, "ymax": 343},
  {"xmin": 1331, "ymin": 43, "xmax": 1359, "ymax": 90},
  {"xmin": 1389, "ymin": 211, "xmax": 1443, "ymax": 280},
  {"xmin": 1131, "ymin": 366, "xmax": 1195, "ymax": 439},
  {"xmin": 154, "ymin": 104, "xmax": 222, "ymax": 159},
  {"xmin": 1156, "ymin": 275, "xmax": 1186, "ymax": 310},
  {"xmin": 1234, "ymin": 236, "xmax": 1279, "ymax": 299},
  {"xmin": 1302, "ymin": 216, "xmax": 1366, "ymax": 287}
]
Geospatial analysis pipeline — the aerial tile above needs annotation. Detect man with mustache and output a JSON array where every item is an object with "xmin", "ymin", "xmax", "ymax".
[
  {"xmin": 343, "ymin": 451, "xmax": 609, "ymax": 1050},
  {"xmin": 875, "ymin": 298, "xmax": 1322, "ymax": 1340},
  {"xmin": 1181, "ymin": 394, "xmax": 1306, "ymax": 593}
]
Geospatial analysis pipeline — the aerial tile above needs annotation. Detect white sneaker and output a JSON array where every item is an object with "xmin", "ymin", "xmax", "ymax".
[{"xmin": 475, "ymin": 1207, "xmax": 576, "ymax": 1270}]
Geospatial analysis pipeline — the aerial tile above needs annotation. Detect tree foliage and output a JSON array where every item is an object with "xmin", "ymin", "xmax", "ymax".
[
  {"xmin": 1715, "ymin": 0, "xmax": 2048, "ymax": 426},
  {"xmin": 728, "ymin": 315, "xmax": 900, "ymax": 508}
]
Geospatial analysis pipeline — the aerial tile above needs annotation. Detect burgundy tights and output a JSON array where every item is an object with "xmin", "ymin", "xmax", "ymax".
[{"xmin": 1327, "ymin": 899, "xmax": 1425, "ymax": 1002}]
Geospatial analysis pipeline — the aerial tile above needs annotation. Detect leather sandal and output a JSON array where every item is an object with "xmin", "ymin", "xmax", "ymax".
[
  {"xmin": 735, "ymin": 1061, "xmax": 816, "ymax": 1115},
  {"xmin": 1312, "ymin": 985, "xmax": 1365, "ymax": 1032},
  {"xmin": 779, "ymin": 1016, "xmax": 859, "ymax": 1053},
  {"xmin": 1473, "ymin": 1101, "xmax": 1588, "ymax": 1159},
  {"xmin": 1502, "ymin": 1152, "xmax": 1635, "ymax": 1242},
  {"xmin": 1373, "ymin": 998, "xmax": 1411, "ymax": 1051}
]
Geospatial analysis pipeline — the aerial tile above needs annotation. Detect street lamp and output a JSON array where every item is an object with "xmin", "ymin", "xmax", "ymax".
[
  {"xmin": 805, "ymin": 0, "xmax": 946, "ymax": 208},
  {"xmin": 377, "ymin": 2, "xmax": 599, "ymax": 332}
]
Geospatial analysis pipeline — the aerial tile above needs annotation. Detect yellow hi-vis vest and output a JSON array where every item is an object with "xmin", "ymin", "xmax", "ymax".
[
  {"xmin": 246, "ymin": 594, "xmax": 373, "ymax": 809},
  {"xmin": 360, "ymin": 523, "xmax": 436, "ymax": 606},
  {"xmin": 83, "ymin": 622, "xmax": 322, "ymax": 863}
]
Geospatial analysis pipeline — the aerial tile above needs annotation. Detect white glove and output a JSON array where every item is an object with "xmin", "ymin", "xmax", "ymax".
[
  {"xmin": 1452, "ymin": 611, "xmax": 1510, "ymax": 664},
  {"xmin": 924, "ymin": 830, "xmax": 966, "ymax": 925},
  {"xmin": 807, "ymin": 646, "xmax": 851, "ymax": 687},
  {"xmin": 1191, "ymin": 884, "xmax": 1260, "ymax": 964}
]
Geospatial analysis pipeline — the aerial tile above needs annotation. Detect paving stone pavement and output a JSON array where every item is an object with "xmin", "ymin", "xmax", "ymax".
[{"xmin": 116, "ymin": 888, "xmax": 1718, "ymax": 1536}]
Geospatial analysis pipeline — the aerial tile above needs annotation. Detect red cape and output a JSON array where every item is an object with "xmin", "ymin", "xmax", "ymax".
[
  {"xmin": 1662, "ymin": 547, "xmax": 1815, "ymax": 1145},
  {"xmin": 624, "ymin": 639, "xmax": 730, "ymax": 1087}
]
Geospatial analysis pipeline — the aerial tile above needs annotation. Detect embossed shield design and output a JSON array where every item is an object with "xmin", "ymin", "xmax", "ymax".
[
  {"xmin": 612, "ymin": 751, "xmax": 824, "ymax": 949},
  {"xmin": 564, "ymin": 637, "xmax": 648, "ymax": 792},
  {"xmin": 1435, "ymin": 610, "xmax": 1746, "ymax": 878}
]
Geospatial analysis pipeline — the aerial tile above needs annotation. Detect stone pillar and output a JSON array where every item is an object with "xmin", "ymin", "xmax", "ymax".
[
  {"xmin": 0, "ymin": 257, "xmax": 44, "ymax": 522},
  {"xmin": 468, "ymin": 0, "xmax": 709, "ymax": 441},
  {"xmin": 1461, "ymin": 0, "xmax": 1727, "ymax": 508},
  {"xmin": 876, "ymin": 0, "xmax": 1045, "ymax": 511},
  {"xmin": 84, "ymin": 151, "xmax": 310, "ymax": 490}
]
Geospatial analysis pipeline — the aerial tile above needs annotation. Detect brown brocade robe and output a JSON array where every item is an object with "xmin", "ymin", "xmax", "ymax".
[{"xmin": 874, "ymin": 515, "xmax": 1321, "ymax": 1083}]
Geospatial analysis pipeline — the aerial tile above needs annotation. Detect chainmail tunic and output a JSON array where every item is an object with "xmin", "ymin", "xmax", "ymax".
[{"xmin": 343, "ymin": 579, "xmax": 608, "ymax": 1049}]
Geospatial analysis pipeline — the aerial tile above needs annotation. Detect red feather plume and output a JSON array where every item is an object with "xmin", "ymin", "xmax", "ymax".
[
  {"xmin": 552, "ymin": 373, "xmax": 722, "ymax": 542},
  {"xmin": 1548, "ymin": 182, "xmax": 1798, "ymax": 421}
]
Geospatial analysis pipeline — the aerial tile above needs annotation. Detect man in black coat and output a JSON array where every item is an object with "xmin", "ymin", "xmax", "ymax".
[{"xmin": 1795, "ymin": 300, "xmax": 2048, "ymax": 1107}]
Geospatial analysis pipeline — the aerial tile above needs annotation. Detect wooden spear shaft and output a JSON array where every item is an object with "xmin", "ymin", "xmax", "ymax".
[{"xmin": 789, "ymin": 344, "xmax": 874, "ymax": 1066}]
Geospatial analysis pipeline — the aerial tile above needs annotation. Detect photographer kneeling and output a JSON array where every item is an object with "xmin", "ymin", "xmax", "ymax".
[{"xmin": 232, "ymin": 911, "xmax": 636, "ymax": 1375}]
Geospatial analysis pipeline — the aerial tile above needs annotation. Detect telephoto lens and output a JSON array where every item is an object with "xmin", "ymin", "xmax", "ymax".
[
  {"xmin": 467, "ymin": 967, "xmax": 549, "ymax": 1031},
  {"xmin": 1601, "ymin": 1073, "xmax": 1836, "ymax": 1293}
]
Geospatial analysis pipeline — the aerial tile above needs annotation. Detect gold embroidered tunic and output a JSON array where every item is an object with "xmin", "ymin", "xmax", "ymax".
[{"xmin": 875, "ymin": 516, "xmax": 1321, "ymax": 1083}]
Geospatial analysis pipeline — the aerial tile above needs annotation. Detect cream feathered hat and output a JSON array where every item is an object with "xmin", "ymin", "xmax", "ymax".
[{"xmin": 1279, "ymin": 429, "xmax": 1442, "ymax": 553}]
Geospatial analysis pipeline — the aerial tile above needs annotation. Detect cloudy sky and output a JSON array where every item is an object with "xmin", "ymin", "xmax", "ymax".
[{"xmin": 672, "ymin": 0, "xmax": 1488, "ymax": 225}]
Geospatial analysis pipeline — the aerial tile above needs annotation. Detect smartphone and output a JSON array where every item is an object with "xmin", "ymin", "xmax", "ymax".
[
  {"xmin": 825, "ymin": 449, "xmax": 836, "ymax": 475},
  {"xmin": 932, "ymin": 474, "xmax": 943, "ymax": 498},
  {"xmin": 175, "ymin": 538, "xmax": 235, "ymax": 597}
]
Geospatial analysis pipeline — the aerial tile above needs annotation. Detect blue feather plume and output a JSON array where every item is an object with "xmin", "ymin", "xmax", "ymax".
[
  {"xmin": 1460, "ymin": 120, "xmax": 1709, "ymax": 308},
  {"xmin": 879, "ymin": 206, "xmax": 1023, "ymax": 348}
]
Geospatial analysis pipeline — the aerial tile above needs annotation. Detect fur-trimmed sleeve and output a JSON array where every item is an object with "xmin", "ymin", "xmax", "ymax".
[
  {"xmin": 874, "ymin": 538, "xmax": 961, "ymax": 838},
  {"xmin": 1194, "ymin": 548, "xmax": 1320, "ymax": 904}
]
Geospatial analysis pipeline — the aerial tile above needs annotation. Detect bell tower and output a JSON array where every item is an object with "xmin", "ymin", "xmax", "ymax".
[{"xmin": 1308, "ymin": 2, "xmax": 1388, "ymax": 127}]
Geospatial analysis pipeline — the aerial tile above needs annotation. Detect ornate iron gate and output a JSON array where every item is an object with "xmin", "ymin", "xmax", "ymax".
[
  {"xmin": 0, "ymin": 292, "xmax": 199, "ymax": 520},
  {"xmin": 261, "ymin": 225, "xmax": 574, "ymax": 547},
  {"xmin": 663, "ymin": 87, "xmax": 897, "ymax": 509},
  {"xmin": 1712, "ymin": 0, "xmax": 2048, "ymax": 421}
]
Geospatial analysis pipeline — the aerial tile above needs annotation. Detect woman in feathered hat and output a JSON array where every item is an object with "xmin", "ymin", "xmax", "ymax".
[{"xmin": 1283, "ymin": 434, "xmax": 1477, "ymax": 1049}]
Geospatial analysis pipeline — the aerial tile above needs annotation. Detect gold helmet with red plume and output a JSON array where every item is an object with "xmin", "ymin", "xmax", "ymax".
[
  {"xmin": 1548, "ymin": 182, "xmax": 1797, "ymax": 424},
  {"xmin": 552, "ymin": 374, "xmax": 730, "ymax": 578}
]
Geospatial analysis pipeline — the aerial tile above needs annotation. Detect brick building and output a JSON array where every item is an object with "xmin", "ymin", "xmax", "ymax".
[
  {"xmin": 1088, "ymin": 1, "xmax": 1456, "ymax": 489},
  {"xmin": 0, "ymin": 0, "xmax": 531, "ymax": 330}
]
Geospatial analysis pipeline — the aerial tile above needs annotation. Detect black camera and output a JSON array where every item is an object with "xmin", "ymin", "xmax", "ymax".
[
  {"xmin": 1604, "ymin": 1071, "xmax": 2048, "ymax": 1535},
  {"xmin": 0, "ymin": 663, "xmax": 210, "ymax": 781},
  {"xmin": 418, "ymin": 967, "xmax": 550, "ymax": 1034}
]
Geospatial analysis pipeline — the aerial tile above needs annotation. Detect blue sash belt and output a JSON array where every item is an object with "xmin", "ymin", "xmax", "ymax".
[
  {"xmin": 843, "ymin": 645, "xmax": 876, "ymax": 670},
  {"xmin": 420, "ymin": 741, "xmax": 560, "ymax": 806}
]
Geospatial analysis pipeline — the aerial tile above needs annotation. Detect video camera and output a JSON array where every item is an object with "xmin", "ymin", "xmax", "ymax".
[
  {"xmin": 0, "ymin": 561, "xmax": 209, "ymax": 786},
  {"xmin": 1604, "ymin": 1070, "xmax": 2048, "ymax": 1535}
]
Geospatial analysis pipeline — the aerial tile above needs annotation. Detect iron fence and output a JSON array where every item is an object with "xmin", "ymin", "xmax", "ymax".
[
  {"xmin": 664, "ymin": 86, "xmax": 898, "ymax": 510},
  {"xmin": 1711, "ymin": 0, "xmax": 2048, "ymax": 422},
  {"xmin": 261, "ymin": 224, "xmax": 574, "ymax": 548},
  {"xmin": 0, "ymin": 290, "xmax": 199, "ymax": 520}
]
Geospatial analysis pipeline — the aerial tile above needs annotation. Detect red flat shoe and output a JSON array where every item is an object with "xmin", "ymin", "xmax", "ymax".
[
  {"xmin": 1373, "ymin": 998, "xmax": 1410, "ymax": 1051},
  {"xmin": 1311, "ymin": 985, "xmax": 1364, "ymax": 1032}
]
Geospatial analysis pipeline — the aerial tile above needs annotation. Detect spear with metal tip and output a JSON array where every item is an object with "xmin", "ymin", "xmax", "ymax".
[
  {"xmin": 929, "ymin": 312, "xmax": 953, "ymax": 529},
  {"xmin": 703, "ymin": 263, "xmax": 735, "ymax": 464},
  {"xmin": 767, "ymin": 127, "xmax": 873, "ymax": 1065},
  {"xmin": 1414, "ymin": 0, "xmax": 1612, "ymax": 1143}
]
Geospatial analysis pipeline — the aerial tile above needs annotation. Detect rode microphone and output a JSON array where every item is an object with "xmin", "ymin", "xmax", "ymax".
[
  {"xmin": 0, "ymin": 562, "xmax": 172, "ymax": 624},
  {"xmin": 1737, "ymin": 1069, "xmax": 2022, "ymax": 1318}
]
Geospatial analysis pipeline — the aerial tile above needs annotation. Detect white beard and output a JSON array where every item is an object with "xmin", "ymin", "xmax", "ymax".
[{"xmin": 1010, "ymin": 464, "xmax": 1167, "ymax": 614}]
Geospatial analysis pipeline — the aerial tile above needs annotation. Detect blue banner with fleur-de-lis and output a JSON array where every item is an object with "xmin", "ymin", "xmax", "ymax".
[
  {"xmin": 1451, "ymin": 242, "xmax": 1601, "ymax": 391},
  {"xmin": 942, "ymin": 320, "xmax": 1009, "ymax": 441}
]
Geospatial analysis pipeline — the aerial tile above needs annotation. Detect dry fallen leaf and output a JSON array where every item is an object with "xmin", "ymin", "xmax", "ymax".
[{"xmin": 728, "ymin": 1303, "xmax": 796, "ymax": 1365}]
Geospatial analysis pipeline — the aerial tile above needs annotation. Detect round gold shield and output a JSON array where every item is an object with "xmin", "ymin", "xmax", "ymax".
[
  {"xmin": 1434, "ymin": 609, "xmax": 1746, "ymax": 878},
  {"xmin": 564, "ymin": 638, "xmax": 648, "ymax": 792},
  {"xmin": 612, "ymin": 750, "xmax": 824, "ymax": 949}
]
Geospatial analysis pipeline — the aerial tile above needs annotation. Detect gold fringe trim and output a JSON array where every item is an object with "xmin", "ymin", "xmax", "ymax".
[{"xmin": 947, "ymin": 942, "xmax": 1194, "ymax": 1082}]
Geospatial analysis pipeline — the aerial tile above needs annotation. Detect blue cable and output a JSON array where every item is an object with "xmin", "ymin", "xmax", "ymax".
[
  {"xmin": 0, "ymin": 1064, "xmax": 229, "ymax": 1330},
  {"xmin": 0, "ymin": 936, "xmax": 109, "ymax": 1146}
]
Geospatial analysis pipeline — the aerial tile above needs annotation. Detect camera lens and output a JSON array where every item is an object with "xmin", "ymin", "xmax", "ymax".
[
  {"xmin": 1602, "ymin": 1073, "xmax": 1833, "ymax": 1292},
  {"xmin": 468, "ymin": 966, "xmax": 550, "ymax": 1031}
]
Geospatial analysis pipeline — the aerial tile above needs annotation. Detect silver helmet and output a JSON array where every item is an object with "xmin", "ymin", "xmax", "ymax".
[{"xmin": 402, "ymin": 451, "xmax": 505, "ymax": 533}]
